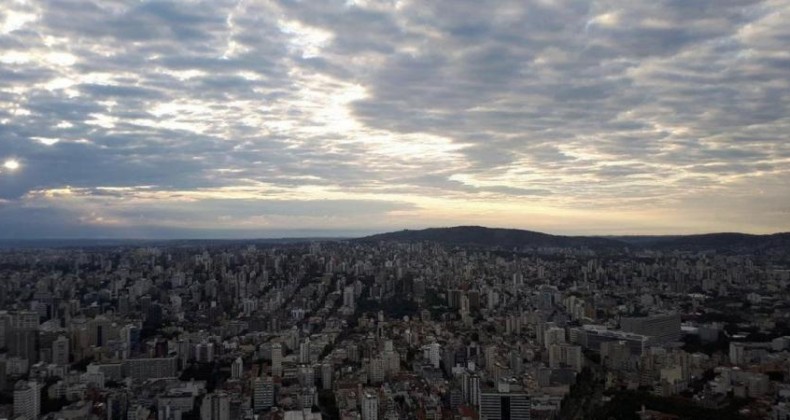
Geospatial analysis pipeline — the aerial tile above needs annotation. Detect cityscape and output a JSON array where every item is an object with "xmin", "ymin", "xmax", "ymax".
[
  {"xmin": 0, "ymin": 227, "xmax": 789, "ymax": 419},
  {"xmin": 2, "ymin": 0, "xmax": 790, "ymax": 419}
]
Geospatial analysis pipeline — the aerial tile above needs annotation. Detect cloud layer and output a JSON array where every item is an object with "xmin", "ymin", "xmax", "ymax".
[{"xmin": 1, "ymin": 0, "xmax": 788, "ymax": 237}]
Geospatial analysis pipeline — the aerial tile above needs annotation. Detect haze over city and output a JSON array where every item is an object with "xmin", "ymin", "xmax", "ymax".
[{"xmin": 1, "ymin": 0, "xmax": 789, "ymax": 238}]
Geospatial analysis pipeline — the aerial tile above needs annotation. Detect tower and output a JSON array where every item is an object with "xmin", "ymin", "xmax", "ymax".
[{"xmin": 271, "ymin": 343, "xmax": 283, "ymax": 377}]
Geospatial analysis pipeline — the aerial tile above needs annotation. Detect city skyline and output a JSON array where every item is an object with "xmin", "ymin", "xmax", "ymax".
[{"xmin": 2, "ymin": 0, "xmax": 790, "ymax": 238}]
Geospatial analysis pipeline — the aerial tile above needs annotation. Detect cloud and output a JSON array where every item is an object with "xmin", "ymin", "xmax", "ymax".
[{"xmin": 0, "ymin": 0, "xmax": 788, "ymax": 236}]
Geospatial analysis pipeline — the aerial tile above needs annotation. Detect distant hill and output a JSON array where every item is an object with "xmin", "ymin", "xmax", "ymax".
[
  {"xmin": 357, "ymin": 226, "xmax": 790, "ymax": 253},
  {"xmin": 612, "ymin": 232, "xmax": 790, "ymax": 253},
  {"xmin": 355, "ymin": 226, "xmax": 627, "ymax": 249}
]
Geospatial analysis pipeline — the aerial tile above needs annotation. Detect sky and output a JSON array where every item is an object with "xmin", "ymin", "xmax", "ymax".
[{"xmin": 0, "ymin": 0, "xmax": 789, "ymax": 239}]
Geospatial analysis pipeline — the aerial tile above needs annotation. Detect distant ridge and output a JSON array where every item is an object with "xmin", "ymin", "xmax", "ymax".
[
  {"xmin": 357, "ymin": 226, "xmax": 790, "ymax": 252},
  {"xmin": 612, "ymin": 232, "xmax": 790, "ymax": 252},
  {"xmin": 355, "ymin": 226, "xmax": 626, "ymax": 249}
]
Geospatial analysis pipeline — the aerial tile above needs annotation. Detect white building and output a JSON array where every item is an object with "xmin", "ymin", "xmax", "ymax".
[
  {"xmin": 52, "ymin": 335, "xmax": 70, "ymax": 366},
  {"xmin": 14, "ymin": 380, "xmax": 41, "ymax": 420},
  {"xmin": 362, "ymin": 393, "xmax": 379, "ymax": 420},
  {"xmin": 272, "ymin": 343, "xmax": 283, "ymax": 377},
  {"xmin": 231, "ymin": 357, "xmax": 243, "ymax": 380}
]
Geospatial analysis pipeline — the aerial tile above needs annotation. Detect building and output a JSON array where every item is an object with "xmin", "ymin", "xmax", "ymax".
[
  {"xmin": 123, "ymin": 357, "xmax": 178, "ymax": 380},
  {"xmin": 201, "ymin": 392, "xmax": 230, "ymax": 420},
  {"xmin": 253, "ymin": 376, "xmax": 274, "ymax": 412},
  {"xmin": 231, "ymin": 357, "xmax": 243, "ymax": 380},
  {"xmin": 321, "ymin": 363, "xmax": 332, "ymax": 390},
  {"xmin": 52, "ymin": 335, "xmax": 70, "ymax": 366},
  {"xmin": 195, "ymin": 341, "xmax": 214, "ymax": 363},
  {"xmin": 543, "ymin": 327, "xmax": 566, "ymax": 350},
  {"xmin": 14, "ymin": 380, "xmax": 41, "ymax": 420},
  {"xmin": 576, "ymin": 326, "xmax": 648, "ymax": 356},
  {"xmin": 272, "ymin": 343, "xmax": 283, "ymax": 377},
  {"xmin": 620, "ymin": 313, "xmax": 681, "ymax": 345},
  {"xmin": 427, "ymin": 342, "xmax": 441, "ymax": 369},
  {"xmin": 343, "ymin": 286, "xmax": 355, "ymax": 308},
  {"xmin": 548, "ymin": 344, "xmax": 583, "ymax": 372},
  {"xmin": 465, "ymin": 374, "xmax": 481, "ymax": 406},
  {"xmin": 362, "ymin": 392, "xmax": 379, "ymax": 420},
  {"xmin": 368, "ymin": 357, "xmax": 385, "ymax": 384},
  {"xmin": 7, "ymin": 329, "xmax": 37, "ymax": 363},
  {"xmin": 479, "ymin": 383, "xmax": 530, "ymax": 420},
  {"xmin": 297, "ymin": 364, "xmax": 314, "ymax": 387},
  {"xmin": 299, "ymin": 337, "xmax": 311, "ymax": 364}
]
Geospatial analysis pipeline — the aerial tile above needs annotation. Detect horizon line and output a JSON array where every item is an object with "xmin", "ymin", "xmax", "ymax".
[{"xmin": 0, "ymin": 225, "xmax": 788, "ymax": 242}]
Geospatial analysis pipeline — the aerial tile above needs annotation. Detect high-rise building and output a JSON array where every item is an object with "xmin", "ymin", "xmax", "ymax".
[
  {"xmin": 52, "ymin": 335, "xmax": 70, "ymax": 366},
  {"xmin": 201, "ymin": 391, "xmax": 230, "ymax": 420},
  {"xmin": 106, "ymin": 391, "xmax": 129, "ymax": 420},
  {"xmin": 427, "ymin": 342, "xmax": 441, "ymax": 369},
  {"xmin": 343, "ymin": 286, "xmax": 355, "ymax": 309},
  {"xmin": 543, "ymin": 327, "xmax": 566, "ymax": 350},
  {"xmin": 271, "ymin": 343, "xmax": 283, "ymax": 377},
  {"xmin": 321, "ymin": 363, "xmax": 333, "ymax": 390},
  {"xmin": 13, "ymin": 380, "xmax": 41, "ymax": 420},
  {"xmin": 362, "ymin": 392, "xmax": 379, "ymax": 420},
  {"xmin": 480, "ymin": 384, "xmax": 530, "ymax": 420},
  {"xmin": 468, "ymin": 374, "xmax": 481, "ymax": 407},
  {"xmin": 0, "ymin": 313, "xmax": 9, "ymax": 349},
  {"xmin": 548, "ymin": 344, "xmax": 583, "ymax": 372},
  {"xmin": 11, "ymin": 311, "xmax": 39, "ymax": 330},
  {"xmin": 195, "ymin": 341, "xmax": 214, "ymax": 363},
  {"xmin": 299, "ymin": 338, "xmax": 310, "ymax": 364},
  {"xmin": 484, "ymin": 345, "xmax": 497, "ymax": 372},
  {"xmin": 368, "ymin": 357, "xmax": 385, "ymax": 384},
  {"xmin": 297, "ymin": 365, "xmax": 314, "ymax": 387},
  {"xmin": 253, "ymin": 376, "xmax": 274, "ymax": 412},
  {"xmin": 90, "ymin": 316, "xmax": 112, "ymax": 348},
  {"xmin": 8, "ymin": 329, "xmax": 37, "ymax": 363},
  {"xmin": 231, "ymin": 357, "xmax": 243, "ymax": 380}
]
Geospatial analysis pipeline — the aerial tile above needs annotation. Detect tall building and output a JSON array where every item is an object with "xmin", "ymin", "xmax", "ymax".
[
  {"xmin": 543, "ymin": 327, "xmax": 566, "ymax": 350},
  {"xmin": 480, "ymin": 384, "xmax": 530, "ymax": 420},
  {"xmin": 271, "ymin": 343, "xmax": 283, "ymax": 377},
  {"xmin": 11, "ymin": 311, "xmax": 39, "ymax": 330},
  {"xmin": 427, "ymin": 342, "xmax": 441, "ymax": 369},
  {"xmin": 201, "ymin": 391, "xmax": 230, "ymax": 420},
  {"xmin": 548, "ymin": 344, "xmax": 583, "ymax": 372},
  {"xmin": 8, "ymin": 329, "xmax": 38, "ymax": 363},
  {"xmin": 484, "ymin": 345, "xmax": 497, "ymax": 372},
  {"xmin": 362, "ymin": 392, "xmax": 379, "ymax": 420},
  {"xmin": 343, "ymin": 286, "xmax": 355, "ymax": 308},
  {"xmin": 106, "ymin": 391, "xmax": 129, "ymax": 420},
  {"xmin": 321, "ymin": 363, "xmax": 333, "ymax": 390},
  {"xmin": 299, "ymin": 338, "xmax": 311, "ymax": 364},
  {"xmin": 90, "ymin": 316, "xmax": 112, "ymax": 348},
  {"xmin": 231, "ymin": 357, "xmax": 243, "ymax": 380},
  {"xmin": 13, "ymin": 380, "xmax": 41, "ymax": 420},
  {"xmin": 467, "ymin": 374, "xmax": 481, "ymax": 407},
  {"xmin": 297, "ymin": 365, "xmax": 314, "ymax": 387},
  {"xmin": 253, "ymin": 376, "xmax": 274, "ymax": 412},
  {"xmin": 195, "ymin": 341, "xmax": 214, "ymax": 363},
  {"xmin": 368, "ymin": 357, "xmax": 385, "ymax": 384},
  {"xmin": 52, "ymin": 335, "xmax": 70, "ymax": 366}
]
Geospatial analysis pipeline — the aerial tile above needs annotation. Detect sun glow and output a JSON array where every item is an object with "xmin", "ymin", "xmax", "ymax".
[{"xmin": 3, "ymin": 159, "xmax": 20, "ymax": 171}]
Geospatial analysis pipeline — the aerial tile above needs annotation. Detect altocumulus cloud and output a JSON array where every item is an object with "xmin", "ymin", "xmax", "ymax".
[{"xmin": 0, "ymin": 0, "xmax": 788, "ymax": 237}]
